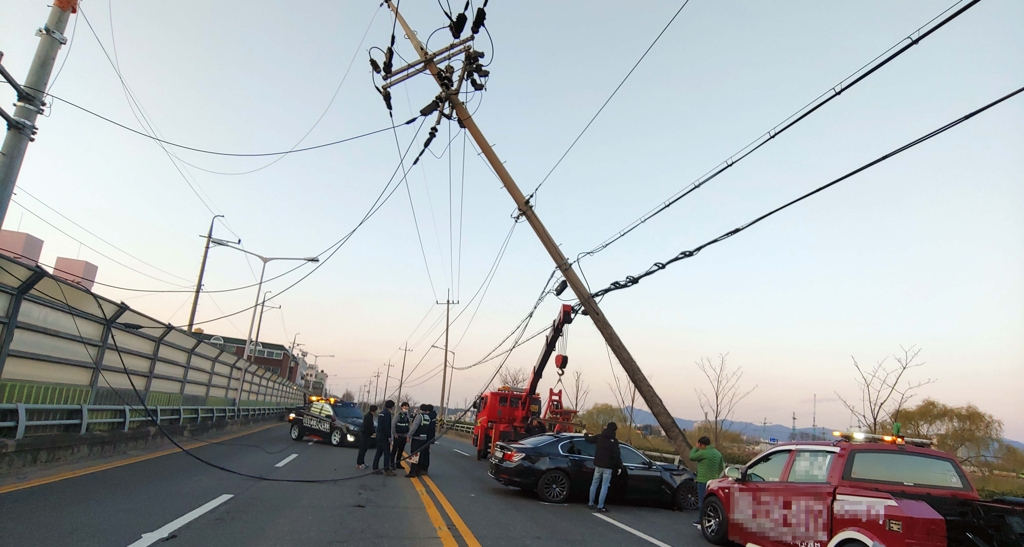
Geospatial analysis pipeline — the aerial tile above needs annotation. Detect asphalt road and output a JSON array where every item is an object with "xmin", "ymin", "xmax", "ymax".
[{"xmin": 0, "ymin": 424, "xmax": 705, "ymax": 547}]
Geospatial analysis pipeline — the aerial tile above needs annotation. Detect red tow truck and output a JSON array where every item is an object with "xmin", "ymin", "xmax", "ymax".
[
  {"xmin": 471, "ymin": 304, "xmax": 583, "ymax": 460},
  {"xmin": 699, "ymin": 430, "xmax": 1024, "ymax": 547}
]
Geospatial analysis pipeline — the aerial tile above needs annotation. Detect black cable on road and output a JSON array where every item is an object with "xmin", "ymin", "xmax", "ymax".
[
  {"xmin": 589, "ymin": 84, "xmax": 1024, "ymax": 300},
  {"xmin": 577, "ymin": 0, "xmax": 981, "ymax": 263}
]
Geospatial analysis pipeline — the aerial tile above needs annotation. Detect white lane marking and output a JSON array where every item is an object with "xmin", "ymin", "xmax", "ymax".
[
  {"xmin": 275, "ymin": 454, "xmax": 299, "ymax": 468},
  {"xmin": 307, "ymin": 441, "xmax": 313, "ymax": 445},
  {"xmin": 453, "ymin": 449, "xmax": 470, "ymax": 456},
  {"xmin": 127, "ymin": 494, "xmax": 233, "ymax": 547},
  {"xmin": 592, "ymin": 513, "xmax": 671, "ymax": 547}
]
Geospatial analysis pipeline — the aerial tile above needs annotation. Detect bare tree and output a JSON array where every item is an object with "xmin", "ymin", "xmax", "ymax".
[
  {"xmin": 497, "ymin": 366, "xmax": 529, "ymax": 389},
  {"xmin": 566, "ymin": 369, "xmax": 590, "ymax": 411},
  {"xmin": 695, "ymin": 353, "xmax": 757, "ymax": 447},
  {"xmin": 607, "ymin": 345, "xmax": 641, "ymax": 441},
  {"xmin": 341, "ymin": 389, "xmax": 356, "ymax": 402},
  {"xmin": 837, "ymin": 345, "xmax": 933, "ymax": 434}
]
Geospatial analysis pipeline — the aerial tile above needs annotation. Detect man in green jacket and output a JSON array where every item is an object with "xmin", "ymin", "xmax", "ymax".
[{"xmin": 689, "ymin": 436, "xmax": 724, "ymax": 526}]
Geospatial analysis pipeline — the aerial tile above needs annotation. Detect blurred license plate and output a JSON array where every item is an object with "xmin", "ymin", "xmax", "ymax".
[{"xmin": 491, "ymin": 449, "xmax": 504, "ymax": 461}]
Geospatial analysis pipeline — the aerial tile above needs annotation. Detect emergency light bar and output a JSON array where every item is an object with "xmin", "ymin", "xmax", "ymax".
[{"xmin": 831, "ymin": 430, "xmax": 935, "ymax": 448}]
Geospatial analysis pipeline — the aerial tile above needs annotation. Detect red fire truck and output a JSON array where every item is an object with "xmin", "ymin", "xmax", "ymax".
[{"xmin": 471, "ymin": 304, "xmax": 583, "ymax": 460}]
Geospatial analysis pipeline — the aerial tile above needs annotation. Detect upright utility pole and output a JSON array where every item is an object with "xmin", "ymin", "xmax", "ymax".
[
  {"xmin": 0, "ymin": 0, "xmax": 78, "ymax": 227},
  {"xmin": 439, "ymin": 290, "xmax": 451, "ymax": 421},
  {"xmin": 372, "ymin": 371, "xmax": 382, "ymax": 405},
  {"xmin": 381, "ymin": 361, "xmax": 393, "ymax": 405},
  {"xmin": 397, "ymin": 343, "xmax": 412, "ymax": 404},
  {"xmin": 252, "ymin": 292, "xmax": 279, "ymax": 360},
  {"xmin": 187, "ymin": 214, "xmax": 224, "ymax": 333},
  {"xmin": 386, "ymin": 2, "xmax": 694, "ymax": 463}
]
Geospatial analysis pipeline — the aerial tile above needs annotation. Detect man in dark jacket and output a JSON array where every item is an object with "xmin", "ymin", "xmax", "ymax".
[
  {"xmin": 584, "ymin": 422, "xmax": 622, "ymax": 512},
  {"xmin": 391, "ymin": 402, "xmax": 412, "ymax": 468},
  {"xmin": 405, "ymin": 404, "xmax": 435, "ymax": 477},
  {"xmin": 357, "ymin": 404, "xmax": 377, "ymax": 469},
  {"xmin": 372, "ymin": 400, "xmax": 395, "ymax": 476}
]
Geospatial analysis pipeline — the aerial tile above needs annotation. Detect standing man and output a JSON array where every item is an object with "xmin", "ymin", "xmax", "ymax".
[
  {"xmin": 357, "ymin": 404, "xmax": 377, "ymax": 469},
  {"xmin": 391, "ymin": 402, "xmax": 412, "ymax": 468},
  {"xmin": 689, "ymin": 435, "xmax": 724, "ymax": 526},
  {"xmin": 420, "ymin": 404, "xmax": 437, "ymax": 475},
  {"xmin": 372, "ymin": 400, "xmax": 396, "ymax": 476},
  {"xmin": 584, "ymin": 422, "xmax": 622, "ymax": 513},
  {"xmin": 405, "ymin": 403, "xmax": 433, "ymax": 477}
]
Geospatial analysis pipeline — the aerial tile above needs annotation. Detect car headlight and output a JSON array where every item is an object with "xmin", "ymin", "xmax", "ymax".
[
  {"xmin": 288, "ymin": 413, "xmax": 296, "ymax": 419},
  {"xmin": 347, "ymin": 434, "xmax": 356, "ymax": 442}
]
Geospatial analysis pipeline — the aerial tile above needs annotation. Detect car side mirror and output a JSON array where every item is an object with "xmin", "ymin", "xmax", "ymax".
[{"xmin": 725, "ymin": 466, "xmax": 743, "ymax": 481}]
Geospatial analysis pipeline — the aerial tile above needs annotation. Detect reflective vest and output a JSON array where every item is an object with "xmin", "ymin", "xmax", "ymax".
[
  {"xmin": 395, "ymin": 411, "xmax": 411, "ymax": 435},
  {"xmin": 414, "ymin": 413, "xmax": 434, "ymax": 440}
]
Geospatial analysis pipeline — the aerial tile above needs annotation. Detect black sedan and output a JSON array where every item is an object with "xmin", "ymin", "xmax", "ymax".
[{"xmin": 488, "ymin": 433, "xmax": 699, "ymax": 511}]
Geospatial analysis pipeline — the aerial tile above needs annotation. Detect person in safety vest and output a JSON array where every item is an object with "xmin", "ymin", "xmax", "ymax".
[
  {"xmin": 405, "ymin": 403, "xmax": 435, "ymax": 477},
  {"xmin": 391, "ymin": 402, "xmax": 411, "ymax": 468}
]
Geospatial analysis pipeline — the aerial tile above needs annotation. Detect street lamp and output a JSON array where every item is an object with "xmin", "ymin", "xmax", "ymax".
[
  {"xmin": 432, "ymin": 345, "xmax": 455, "ymax": 423},
  {"xmin": 212, "ymin": 240, "xmax": 318, "ymax": 402}
]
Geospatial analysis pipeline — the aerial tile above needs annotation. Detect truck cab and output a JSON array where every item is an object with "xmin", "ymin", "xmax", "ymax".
[{"xmin": 700, "ymin": 431, "xmax": 1024, "ymax": 547}]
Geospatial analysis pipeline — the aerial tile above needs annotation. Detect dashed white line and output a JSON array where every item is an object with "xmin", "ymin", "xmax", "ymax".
[
  {"xmin": 127, "ymin": 494, "xmax": 233, "ymax": 547},
  {"xmin": 275, "ymin": 454, "xmax": 299, "ymax": 468},
  {"xmin": 453, "ymin": 449, "xmax": 470, "ymax": 456},
  {"xmin": 307, "ymin": 441, "xmax": 313, "ymax": 445},
  {"xmin": 593, "ymin": 513, "xmax": 672, "ymax": 547}
]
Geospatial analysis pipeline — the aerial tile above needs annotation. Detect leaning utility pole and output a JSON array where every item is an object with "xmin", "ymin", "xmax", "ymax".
[
  {"xmin": 0, "ymin": 0, "xmax": 78, "ymax": 227},
  {"xmin": 397, "ymin": 343, "xmax": 412, "ymax": 404},
  {"xmin": 186, "ymin": 214, "xmax": 224, "ymax": 332},
  {"xmin": 385, "ymin": 2, "xmax": 694, "ymax": 463}
]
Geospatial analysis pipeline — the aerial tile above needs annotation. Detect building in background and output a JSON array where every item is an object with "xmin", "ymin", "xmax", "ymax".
[{"xmin": 202, "ymin": 334, "xmax": 292, "ymax": 380}]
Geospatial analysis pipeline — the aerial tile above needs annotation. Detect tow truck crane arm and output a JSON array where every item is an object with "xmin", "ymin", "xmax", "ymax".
[{"xmin": 521, "ymin": 304, "xmax": 574, "ymax": 410}]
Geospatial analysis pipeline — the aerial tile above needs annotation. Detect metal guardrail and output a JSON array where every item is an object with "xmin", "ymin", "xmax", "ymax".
[
  {"xmin": 444, "ymin": 422, "xmax": 474, "ymax": 434},
  {"xmin": 0, "ymin": 403, "xmax": 287, "ymax": 440}
]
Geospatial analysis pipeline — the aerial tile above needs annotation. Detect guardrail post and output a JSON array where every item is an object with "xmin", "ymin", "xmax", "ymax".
[
  {"xmin": 674, "ymin": 455, "xmax": 680, "ymax": 466},
  {"xmin": 0, "ymin": 268, "xmax": 45, "ymax": 378},
  {"xmin": 15, "ymin": 402, "xmax": 26, "ymax": 440},
  {"xmin": 155, "ymin": 406, "xmax": 161, "ymax": 425},
  {"xmin": 123, "ymin": 405, "xmax": 131, "ymax": 431},
  {"xmin": 88, "ymin": 304, "xmax": 130, "ymax": 405},
  {"xmin": 80, "ymin": 404, "xmax": 89, "ymax": 434},
  {"xmin": 178, "ymin": 405, "xmax": 184, "ymax": 425}
]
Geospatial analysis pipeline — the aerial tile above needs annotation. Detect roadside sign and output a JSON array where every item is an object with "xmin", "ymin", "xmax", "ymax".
[{"xmin": 769, "ymin": 437, "xmax": 778, "ymax": 444}]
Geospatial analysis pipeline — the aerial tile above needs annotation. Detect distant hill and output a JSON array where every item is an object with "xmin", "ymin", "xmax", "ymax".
[{"xmin": 624, "ymin": 407, "xmax": 1024, "ymax": 448}]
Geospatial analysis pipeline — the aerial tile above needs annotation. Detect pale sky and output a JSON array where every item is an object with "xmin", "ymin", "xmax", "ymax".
[{"xmin": 1, "ymin": 1, "xmax": 1021, "ymax": 439}]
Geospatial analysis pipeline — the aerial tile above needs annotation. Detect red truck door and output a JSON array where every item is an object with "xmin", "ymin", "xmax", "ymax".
[{"xmin": 729, "ymin": 447, "xmax": 837, "ymax": 547}]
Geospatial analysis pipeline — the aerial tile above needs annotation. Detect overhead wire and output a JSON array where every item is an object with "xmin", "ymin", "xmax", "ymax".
[
  {"xmin": 529, "ymin": 0, "xmax": 692, "ymax": 200},
  {"xmin": 577, "ymin": 0, "xmax": 981, "ymax": 263},
  {"xmin": 588, "ymin": 84, "xmax": 1024, "ymax": 301},
  {"xmin": 15, "ymin": 188, "xmax": 192, "ymax": 283}
]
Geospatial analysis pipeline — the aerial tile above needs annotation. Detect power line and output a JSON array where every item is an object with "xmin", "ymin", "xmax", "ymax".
[
  {"xmin": 9, "ymin": 199, "xmax": 192, "ymax": 288},
  {"xmin": 577, "ymin": 0, "xmax": 981, "ymax": 263},
  {"xmin": 529, "ymin": 0, "xmax": 692, "ymax": 199},
  {"xmin": 15, "ymin": 188, "xmax": 192, "ymax": 283},
  {"xmin": 589, "ymin": 84, "xmax": 1024, "ymax": 301},
  {"xmin": 453, "ymin": 221, "xmax": 515, "ymax": 348}
]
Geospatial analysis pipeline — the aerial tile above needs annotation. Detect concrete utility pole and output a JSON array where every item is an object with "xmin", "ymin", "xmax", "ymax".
[
  {"xmin": 0, "ymin": 0, "xmax": 78, "ymax": 227},
  {"xmin": 372, "ymin": 371, "xmax": 382, "ymax": 405},
  {"xmin": 252, "ymin": 291, "xmax": 279, "ymax": 359},
  {"xmin": 381, "ymin": 361, "xmax": 393, "ymax": 406},
  {"xmin": 439, "ymin": 290, "xmax": 452, "ymax": 422},
  {"xmin": 386, "ymin": 2, "xmax": 694, "ymax": 463},
  {"xmin": 397, "ymin": 343, "xmax": 412, "ymax": 404},
  {"xmin": 187, "ymin": 215, "xmax": 225, "ymax": 332}
]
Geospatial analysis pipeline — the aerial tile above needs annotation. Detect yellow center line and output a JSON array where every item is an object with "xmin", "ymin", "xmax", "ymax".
[
  {"xmin": 421, "ymin": 474, "xmax": 483, "ymax": 547},
  {"xmin": 0, "ymin": 422, "xmax": 282, "ymax": 495},
  {"xmin": 401, "ymin": 460, "xmax": 458, "ymax": 547}
]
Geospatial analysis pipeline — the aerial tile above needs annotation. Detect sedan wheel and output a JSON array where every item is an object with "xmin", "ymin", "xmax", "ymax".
[
  {"xmin": 290, "ymin": 424, "xmax": 303, "ymax": 441},
  {"xmin": 330, "ymin": 429, "xmax": 343, "ymax": 447},
  {"xmin": 536, "ymin": 470, "xmax": 571, "ymax": 504},
  {"xmin": 675, "ymin": 480, "xmax": 699, "ymax": 511},
  {"xmin": 701, "ymin": 497, "xmax": 729, "ymax": 545}
]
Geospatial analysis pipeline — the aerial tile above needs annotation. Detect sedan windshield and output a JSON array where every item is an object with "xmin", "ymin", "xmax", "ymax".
[{"xmin": 331, "ymin": 405, "xmax": 364, "ymax": 420}]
